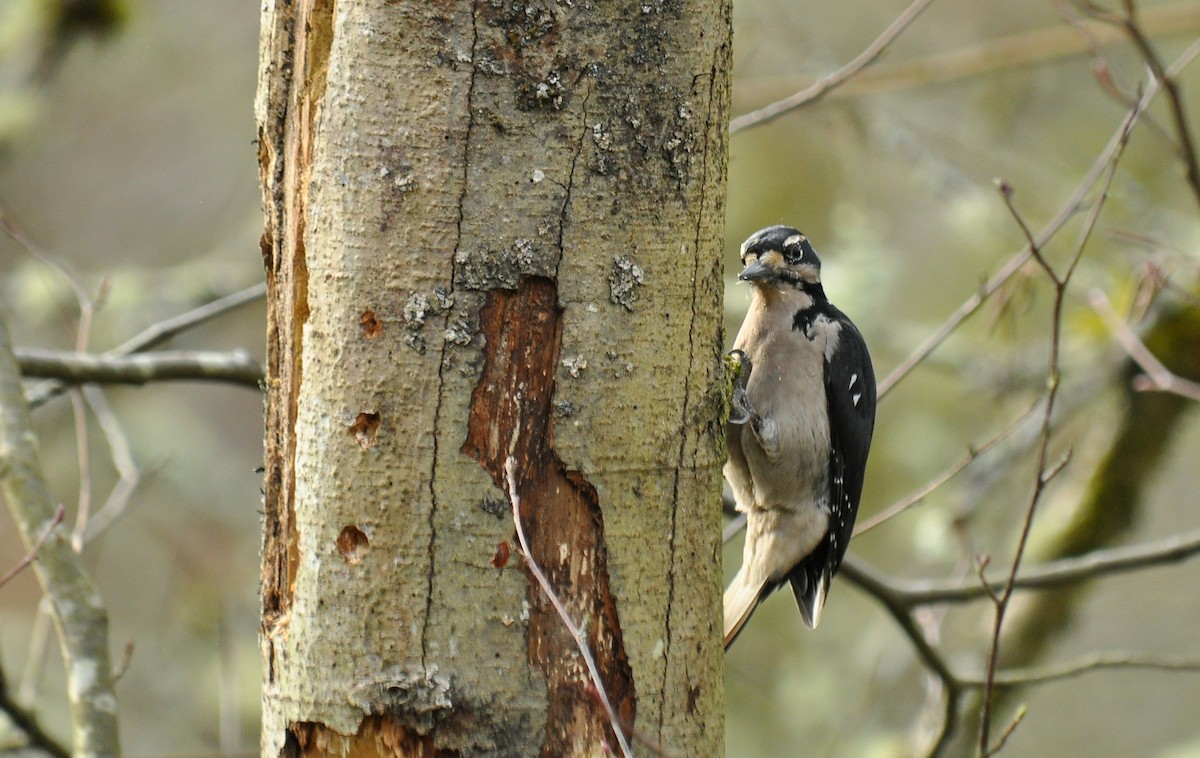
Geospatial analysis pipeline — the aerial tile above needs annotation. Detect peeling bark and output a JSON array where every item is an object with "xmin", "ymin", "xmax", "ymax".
[
  {"xmin": 462, "ymin": 277, "xmax": 636, "ymax": 753},
  {"xmin": 257, "ymin": 1, "xmax": 731, "ymax": 755}
]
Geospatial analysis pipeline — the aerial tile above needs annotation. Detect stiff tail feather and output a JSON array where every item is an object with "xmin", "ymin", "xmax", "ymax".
[
  {"xmin": 789, "ymin": 562, "xmax": 831, "ymax": 630},
  {"xmin": 723, "ymin": 570, "xmax": 770, "ymax": 650}
]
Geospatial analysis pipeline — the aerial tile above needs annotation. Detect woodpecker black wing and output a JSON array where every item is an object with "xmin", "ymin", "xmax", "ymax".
[
  {"xmin": 786, "ymin": 306, "xmax": 876, "ymax": 627},
  {"xmin": 823, "ymin": 308, "xmax": 876, "ymax": 570}
]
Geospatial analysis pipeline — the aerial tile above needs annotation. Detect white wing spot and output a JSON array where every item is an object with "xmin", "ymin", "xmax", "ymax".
[
  {"xmin": 849, "ymin": 373, "xmax": 858, "ymax": 390},
  {"xmin": 852, "ymin": 392, "xmax": 862, "ymax": 406}
]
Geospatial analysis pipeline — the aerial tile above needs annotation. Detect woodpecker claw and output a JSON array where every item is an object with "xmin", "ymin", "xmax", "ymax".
[{"xmin": 728, "ymin": 349, "xmax": 754, "ymax": 425}]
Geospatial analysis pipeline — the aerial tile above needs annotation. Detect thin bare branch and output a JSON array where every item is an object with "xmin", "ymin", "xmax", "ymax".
[
  {"xmin": 110, "ymin": 282, "xmax": 267, "ymax": 355},
  {"xmin": 854, "ymin": 402, "xmax": 1038, "ymax": 537},
  {"xmin": 984, "ymin": 705, "xmax": 1028, "ymax": 757},
  {"xmin": 1089, "ymin": 288, "xmax": 1200, "ymax": 401},
  {"xmin": 0, "ymin": 312, "xmax": 121, "ymax": 755},
  {"xmin": 79, "ymin": 386, "xmax": 142, "ymax": 542},
  {"xmin": 25, "ymin": 282, "xmax": 267, "ymax": 407},
  {"xmin": 732, "ymin": 1, "xmax": 1200, "ymax": 110},
  {"xmin": 0, "ymin": 662, "xmax": 70, "ymax": 758},
  {"xmin": 877, "ymin": 66, "xmax": 1176, "ymax": 400},
  {"xmin": 729, "ymin": 0, "xmax": 937, "ymax": 134},
  {"xmin": 1109, "ymin": 1, "xmax": 1200, "ymax": 210},
  {"xmin": 16, "ymin": 347, "xmax": 264, "ymax": 388},
  {"xmin": 979, "ymin": 99, "xmax": 1134, "ymax": 752},
  {"xmin": 842, "ymin": 519, "xmax": 1200, "ymax": 754},
  {"xmin": 858, "ymin": 527, "xmax": 1200, "ymax": 606},
  {"xmin": 0, "ymin": 504, "xmax": 64, "ymax": 589},
  {"xmin": 975, "ymin": 652, "xmax": 1200, "ymax": 687},
  {"xmin": 69, "ymin": 388, "xmax": 93, "ymax": 551},
  {"xmin": 837, "ymin": 554, "xmax": 963, "ymax": 758}
]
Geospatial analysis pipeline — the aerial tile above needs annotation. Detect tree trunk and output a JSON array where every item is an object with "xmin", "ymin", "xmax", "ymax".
[{"xmin": 255, "ymin": 1, "xmax": 731, "ymax": 756}]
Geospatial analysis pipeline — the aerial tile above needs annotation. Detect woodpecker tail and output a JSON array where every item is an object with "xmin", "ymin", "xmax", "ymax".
[
  {"xmin": 723, "ymin": 569, "xmax": 770, "ymax": 650},
  {"xmin": 788, "ymin": 562, "xmax": 831, "ymax": 630}
]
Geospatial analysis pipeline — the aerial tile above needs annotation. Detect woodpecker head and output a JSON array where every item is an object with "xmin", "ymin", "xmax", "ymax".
[{"xmin": 738, "ymin": 225, "xmax": 822, "ymax": 289}]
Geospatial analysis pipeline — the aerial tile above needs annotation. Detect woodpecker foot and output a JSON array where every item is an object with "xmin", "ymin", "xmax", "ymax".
[{"xmin": 728, "ymin": 349, "xmax": 754, "ymax": 425}]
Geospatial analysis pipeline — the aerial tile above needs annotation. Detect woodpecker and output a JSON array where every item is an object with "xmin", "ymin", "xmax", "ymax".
[{"xmin": 723, "ymin": 225, "xmax": 876, "ymax": 649}]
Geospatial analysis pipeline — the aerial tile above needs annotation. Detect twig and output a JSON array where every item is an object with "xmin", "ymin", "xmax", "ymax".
[
  {"xmin": 0, "ymin": 312, "xmax": 121, "ymax": 754},
  {"xmin": 0, "ymin": 662, "xmax": 70, "ymax": 758},
  {"xmin": 975, "ymin": 652, "xmax": 1200, "ymax": 687},
  {"xmin": 109, "ymin": 281, "xmax": 267, "ymax": 355},
  {"xmin": 18, "ymin": 596, "xmax": 53, "ymax": 705},
  {"xmin": 837, "ymin": 553, "xmax": 963, "ymax": 758},
  {"xmin": 986, "ymin": 706, "xmax": 1027, "ymax": 756},
  {"xmin": 844, "ymin": 527, "xmax": 1200, "ymax": 607},
  {"xmin": 841, "ymin": 522, "xmax": 1200, "ymax": 754},
  {"xmin": 839, "ymin": 518, "xmax": 1200, "ymax": 756},
  {"xmin": 729, "ymin": 0, "xmax": 937, "ymax": 134},
  {"xmin": 504, "ymin": 455, "xmax": 633, "ymax": 758},
  {"xmin": 69, "ymin": 388, "xmax": 93, "ymax": 551},
  {"xmin": 877, "ymin": 68, "xmax": 1174, "ymax": 400},
  {"xmin": 16, "ymin": 347, "xmax": 264, "ymax": 388},
  {"xmin": 854, "ymin": 402, "xmax": 1038, "ymax": 537},
  {"xmin": 732, "ymin": 1, "xmax": 1200, "ymax": 109},
  {"xmin": 979, "ymin": 101, "xmax": 1135, "ymax": 755},
  {"xmin": 25, "ymin": 282, "xmax": 267, "ymax": 408},
  {"xmin": 1116, "ymin": 0, "xmax": 1200, "ymax": 210},
  {"xmin": 1, "ymin": 210, "xmax": 106, "ymax": 550},
  {"xmin": 78, "ymin": 386, "xmax": 142, "ymax": 543},
  {"xmin": 0, "ymin": 504, "xmax": 64, "ymax": 589},
  {"xmin": 1089, "ymin": 288, "xmax": 1200, "ymax": 401}
]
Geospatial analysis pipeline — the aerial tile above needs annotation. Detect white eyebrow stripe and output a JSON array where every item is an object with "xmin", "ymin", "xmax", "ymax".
[{"xmin": 785, "ymin": 234, "xmax": 804, "ymax": 247}]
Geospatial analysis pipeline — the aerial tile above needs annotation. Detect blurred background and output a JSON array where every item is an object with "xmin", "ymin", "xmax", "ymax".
[{"xmin": 0, "ymin": 1, "xmax": 1198, "ymax": 756}]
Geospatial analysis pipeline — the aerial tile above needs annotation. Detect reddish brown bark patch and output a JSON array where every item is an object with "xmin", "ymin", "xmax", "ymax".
[
  {"xmin": 349, "ymin": 412, "xmax": 382, "ymax": 448},
  {"xmin": 462, "ymin": 276, "xmax": 636, "ymax": 754},
  {"xmin": 284, "ymin": 718, "xmax": 461, "ymax": 757},
  {"xmin": 491, "ymin": 540, "xmax": 510, "ymax": 570},
  {"xmin": 360, "ymin": 310, "xmax": 384, "ymax": 339},
  {"xmin": 336, "ymin": 525, "xmax": 370, "ymax": 564}
]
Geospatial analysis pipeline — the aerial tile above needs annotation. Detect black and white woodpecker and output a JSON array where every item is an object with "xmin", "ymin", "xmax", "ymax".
[{"xmin": 723, "ymin": 225, "xmax": 877, "ymax": 649}]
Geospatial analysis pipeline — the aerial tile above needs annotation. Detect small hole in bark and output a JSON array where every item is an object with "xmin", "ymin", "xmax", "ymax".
[
  {"xmin": 491, "ymin": 541, "xmax": 510, "ymax": 569},
  {"xmin": 336, "ymin": 525, "xmax": 369, "ymax": 564},
  {"xmin": 349, "ymin": 412, "xmax": 382, "ymax": 448},
  {"xmin": 360, "ymin": 310, "xmax": 383, "ymax": 338}
]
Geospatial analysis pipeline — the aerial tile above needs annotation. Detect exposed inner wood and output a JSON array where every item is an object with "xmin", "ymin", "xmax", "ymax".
[
  {"xmin": 285, "ymin": 718, "xmax": 462, "ymax": 757},
  {"xmin": 260, "ymin": 0, "xmax": 332, "ymax": 681},
  {"xmin": 462, "ymin": 276, "xmax": 637, "ymax": 754}
]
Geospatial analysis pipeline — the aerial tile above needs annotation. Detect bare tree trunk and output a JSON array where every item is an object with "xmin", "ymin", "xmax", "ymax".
[{"xmin": 255, "ymin": 1, "xmax": 731, "ymax": 755}]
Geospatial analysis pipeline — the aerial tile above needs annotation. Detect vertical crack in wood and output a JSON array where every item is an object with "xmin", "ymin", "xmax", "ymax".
[
  {"xmin": 423, "ymin": 0, "xmax": 481, "ymax": 669},
  {"xmin": 550, "ymin": 85, "xmax": 591, "ymax": 279},
  {"xmin": 462, "ymin": 277, "xmax": 637, "ymax": 755},
  {"xmin": 655, "ymin": 43, "xmax": 725, "ymax": 740}
]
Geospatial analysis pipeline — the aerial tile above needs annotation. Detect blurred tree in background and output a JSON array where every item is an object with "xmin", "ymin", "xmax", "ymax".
[{"xmin": 0, "ymin": 1, "xmax": 1199, "ymax": 757}]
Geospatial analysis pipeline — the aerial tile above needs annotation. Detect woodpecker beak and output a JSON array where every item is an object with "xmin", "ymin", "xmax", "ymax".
[{"xmin": 738, "ymin": 259, "xmax": 773, "ymax": 282}]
